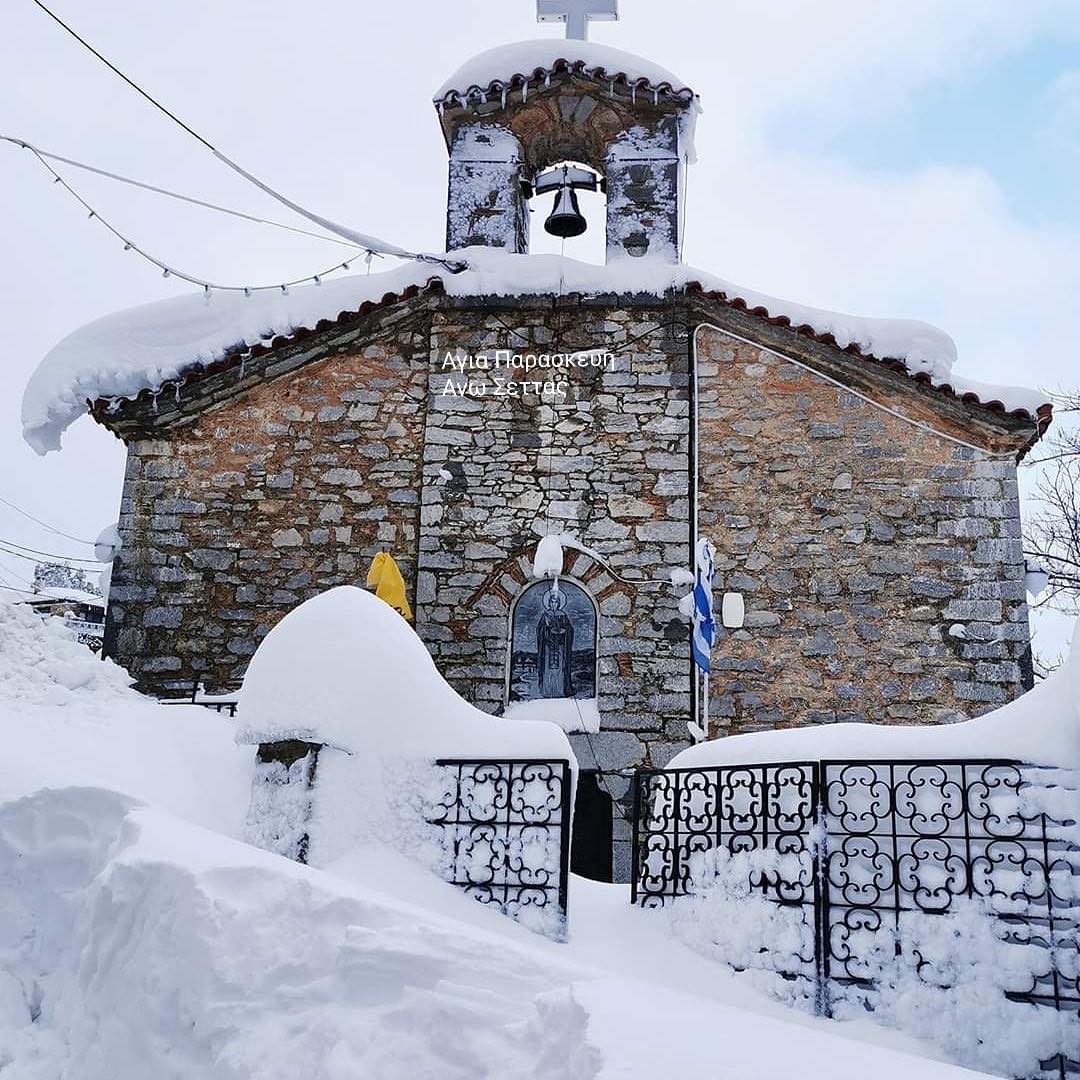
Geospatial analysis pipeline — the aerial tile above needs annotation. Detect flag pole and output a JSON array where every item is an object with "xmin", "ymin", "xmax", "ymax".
[{"xmin": 702, "ymin": 669, "xmax": 709, "ymax": 739}]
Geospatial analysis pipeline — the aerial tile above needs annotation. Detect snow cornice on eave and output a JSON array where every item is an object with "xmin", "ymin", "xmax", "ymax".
[{"xmin": 83, "ymin": 274, "xmax": 1050, "ymax": 460}]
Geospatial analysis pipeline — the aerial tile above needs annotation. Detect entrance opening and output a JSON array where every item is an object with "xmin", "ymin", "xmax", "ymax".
[{"xmin": 571, "ymin": 770, "xmax": 613, "ymax": 883}]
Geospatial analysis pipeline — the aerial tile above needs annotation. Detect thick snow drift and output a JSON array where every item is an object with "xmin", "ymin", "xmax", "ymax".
[
  {"xmin": 0, "ymin": 600, "xmax": 253, "ymax": 831},
  {"xmin": 236, "ymin": 585, "xmax": 570, "ymax": 761},
  {"xmin": 0, "ymin": 786, "xmax": 999, "ymax": 1080},
  {"xmin": 235, "ymin": 586, "xmax": 573, "ymax": 894},
  {"xmin": 23, "ymin": 247, "xmax": 1042, "ymax": 454},
  {"xmin": 671, "ymin": 618, "xmax": 1080, "ymax": 770}
]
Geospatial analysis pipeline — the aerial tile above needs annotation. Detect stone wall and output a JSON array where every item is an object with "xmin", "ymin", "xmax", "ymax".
[
  {"xmin": 417, "ymin": 301, "xmax": 693, "ymax": 738},
  {"xmin": 695, "ymin": 324, "xmax": 1032, "ymax": 737},
  {"xmin": 105, "ymin": 328, "xmax": 429, "ymax": 693}
]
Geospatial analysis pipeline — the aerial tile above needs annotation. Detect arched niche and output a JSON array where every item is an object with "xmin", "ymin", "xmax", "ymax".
[{"xmin": 508, "ymin": 577, "xmax": 598, "ymax": 704}]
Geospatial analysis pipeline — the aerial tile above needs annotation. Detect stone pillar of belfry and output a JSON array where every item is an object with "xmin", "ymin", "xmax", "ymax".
[
  {"xmin": 604, "ymin": 115, "xmax": 682, "ymax": 263},
  {"xmin": 445, "ymin": 124, "xmax": 530, "ymax": 254}
]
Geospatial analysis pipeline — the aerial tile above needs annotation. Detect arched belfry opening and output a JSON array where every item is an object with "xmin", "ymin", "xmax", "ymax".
[{"xmin": 435, "ymin": 50, "xmax": 697, "ymax": 262}]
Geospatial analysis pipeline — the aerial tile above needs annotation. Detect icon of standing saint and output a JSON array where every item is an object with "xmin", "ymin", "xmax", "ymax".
[{"xmin": 508, "ymin": 579, "xmax": 596, "ymax": 703}]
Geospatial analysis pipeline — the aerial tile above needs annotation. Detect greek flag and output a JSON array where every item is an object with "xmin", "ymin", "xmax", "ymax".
[{"xmin": 691, "ymin": 537, "xmax": 716, "ymax": 674}]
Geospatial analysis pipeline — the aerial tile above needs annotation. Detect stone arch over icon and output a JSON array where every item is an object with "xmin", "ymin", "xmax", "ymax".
[
  {"xmin": 462, "ymin": 546, "xmax": 634, "ymax": 710},
  {"xmin": 507, "ymin": 576, "xmax": 598, "ymax": 704}
]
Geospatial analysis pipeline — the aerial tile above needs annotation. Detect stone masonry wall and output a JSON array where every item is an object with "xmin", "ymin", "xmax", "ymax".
[
  {"xmin": 106, "ymin": 327, "xmax": 429, "ymax": 694},
  {"xmin": 416, "ymin": 301, "xmax": 693, "ymax": 880},
  {"xmin": 695, "ymin": 325, "xmax": 1032, "ymax": 737},
  {"xmin": 418, "ymin": 306, "xmax": 693, "ymax": 725}
]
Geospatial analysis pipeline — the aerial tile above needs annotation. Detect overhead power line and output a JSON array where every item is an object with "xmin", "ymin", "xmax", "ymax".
[
  {"xmin": 29, "ymin": 0, "xmax": 465, "ymax": 273},
  {"xmin": 1, "ymin": 136, "xmax": 370, "ymax": 250},
  {"xmin": 0, "ymin": 537, "xmax": 105, "ymax": 566},
  {"xmin": 0, "ymin": 492, "xmax": 95, "ymax": 546}
]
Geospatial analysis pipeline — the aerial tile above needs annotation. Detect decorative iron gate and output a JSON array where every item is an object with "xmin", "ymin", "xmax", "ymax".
[
  {"xmin": 429, "ymin": 758, "xmax": 573, "ymax": 934},
  {"xmin": 632, "ymin": 758, "xmax": 1079, "ymax": 1077}
]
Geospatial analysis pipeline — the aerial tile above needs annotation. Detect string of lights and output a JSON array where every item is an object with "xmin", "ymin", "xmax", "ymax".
[
  {"xmin": 19, "ymin": 143, "xmax": 376, "ymax": 296},
  {"xmin": 28, "ymin": 0, "xmax": 466, "ymax": 273},
  {"xmin": 2, "ymin": 136, "xmax": 370, "ymax": 251},
  {"xmin": 0, "ymin": 492, "xmax": 95, "ymax": 546}
]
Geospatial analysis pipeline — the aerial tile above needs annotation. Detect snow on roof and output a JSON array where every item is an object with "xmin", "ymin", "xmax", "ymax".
[
  {"xmin": 22, "ymin": 246, "xmax": 1050, "ymax": 454},
  {"xmin": 435, "ymin": 39, "xmax": 695, "ymax": 103},
  {"xmin": 435, "ymin": 39, "xmax": 701, "ymax": 164},
  {"xmin": 671, "ymin": 620, "xmax": 1080, "ymax": 771}
]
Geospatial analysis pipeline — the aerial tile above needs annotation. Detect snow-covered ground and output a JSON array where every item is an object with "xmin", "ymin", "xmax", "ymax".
[{"xmin": 0, "ymin": 599, "xmax": 1048, "ymax": 1078}]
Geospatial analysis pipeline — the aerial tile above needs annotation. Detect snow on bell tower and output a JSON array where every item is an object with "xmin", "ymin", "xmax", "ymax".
[{"xmin": 433, "ymin": 5, "xmax": 698, "ymax": 262}]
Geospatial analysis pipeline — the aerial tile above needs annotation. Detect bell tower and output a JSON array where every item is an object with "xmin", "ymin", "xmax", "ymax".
[{"xmin": 434, "ymin": 27, "xmax": 697, "ymax": 263}]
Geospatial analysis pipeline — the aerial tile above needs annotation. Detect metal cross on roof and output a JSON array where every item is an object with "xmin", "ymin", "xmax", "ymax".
[{"xmin": 536, "ymin": 0, "xmax": 618, "ymax": 41}]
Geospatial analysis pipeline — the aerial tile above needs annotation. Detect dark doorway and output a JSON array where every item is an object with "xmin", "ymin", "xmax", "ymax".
[{"xmin": 571, "ymin": 771, "xmax": 613, "ymax": 883}]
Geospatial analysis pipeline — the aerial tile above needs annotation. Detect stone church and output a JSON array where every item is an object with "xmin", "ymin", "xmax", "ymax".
[{"xmin": 87, "ymin": 30, "xmax": 1050, "ymax": 880}]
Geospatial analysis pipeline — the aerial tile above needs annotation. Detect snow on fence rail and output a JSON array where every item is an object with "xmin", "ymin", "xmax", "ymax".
[{"xmin": 632, "ymin": 759, "xmax": 1080, "ymax": 1079}]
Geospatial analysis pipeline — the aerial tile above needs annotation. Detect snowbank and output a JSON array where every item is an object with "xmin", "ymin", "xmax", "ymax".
[
  {"xmin": 0, "ymin": 599, "xmax": 129, "ymax": 706},
  {"xmin": 671, "ymin": 619, "xmax": 1080, "ymax": 771},
  {"xmin": 23, "ymin": 247, "xmax": 1043, "ymax": 455},
  {"xmin": 236, "ymin": 585, "xmax": 570, "ymax": 761},
  {"xmin": 0, "ymin": 599, "xmax": 252, "ymax": 833},
  {"xmin": 235, "ymin": 586, "xmax": 573, "ymax": 875},
  {"xmin": 0, "ymin": 785, "xmax": 999, "ymax": 1080},
  {"xmin": 0, "ymin": 788, "xmax": 599, "ymax": 1080}
]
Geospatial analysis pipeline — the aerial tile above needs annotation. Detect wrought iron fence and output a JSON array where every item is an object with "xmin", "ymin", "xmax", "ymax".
[
  {"xmin": 632, "ymin": 762, "xmax": 819, "ymax": 905},
  {"xmin": 429, "ymin": 758, "xmax": 572, "ymax": 934},
  {"xmin": 632, "ymin": 758, "xmax": 1079, "ymax": 1077}
]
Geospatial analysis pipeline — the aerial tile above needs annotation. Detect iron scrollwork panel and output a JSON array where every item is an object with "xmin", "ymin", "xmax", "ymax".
[
  {"xmin": 428, "ymin": 759, "xmax": 571, "ymax": 934},
  {"xmin": 631, "ymin": 754, "xmax": 1079, "ymax": 1075},
  {"xmin": 632, "ymin": 762, "xmax": 818, "ymax": 907}
]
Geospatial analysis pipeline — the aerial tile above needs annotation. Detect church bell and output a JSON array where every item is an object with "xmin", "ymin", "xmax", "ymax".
[
  {"xmin": 533, "ymin": 164, "xmax": 600, "ymax": 240},
  {"xmin": 545, "ymin": 184, "xmax": 587, "ymax": 238}
]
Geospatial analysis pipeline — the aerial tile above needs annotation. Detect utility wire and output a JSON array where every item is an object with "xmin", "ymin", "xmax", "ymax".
[
  {"xmin": 0, "ymin": 537, "xmax": 104, "ymax": 566},
  {"xmin": 0, "ymin": 493, "xmax": 95, "ymax": 546},
  {"xmin": 18, "ymin": 144, "xmax": 372, "ymax": 295},
  {"xmin": 28, "ymin": 0, "xmax": 465, "ymax": 273},
  {"xmin": 30, "ymin": 0, "xmax": 212, "ymax": 148},
  {"xmin": 2, "ymin": 136, "xmax": 371, "ymax": 251}
]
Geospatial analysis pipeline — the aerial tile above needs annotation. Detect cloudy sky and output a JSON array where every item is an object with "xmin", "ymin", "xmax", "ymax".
[{"xmin": 2, "ymin": 0, "xmax": 1078, "ymax": 653}]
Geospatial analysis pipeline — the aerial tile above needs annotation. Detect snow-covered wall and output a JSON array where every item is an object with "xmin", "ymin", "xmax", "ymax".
[
  {"xmin": 671, "ymin": 617, "xmax": 1080, "ymax": 770},
  {"xmin": 235, "ymin": 587, "xmax": 575, "ymax": 934}
]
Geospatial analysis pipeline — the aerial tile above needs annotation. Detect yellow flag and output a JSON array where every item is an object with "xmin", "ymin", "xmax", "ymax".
[{"xmin": 366, "ymin": 552, "xmax": 413, "ymax": 621}]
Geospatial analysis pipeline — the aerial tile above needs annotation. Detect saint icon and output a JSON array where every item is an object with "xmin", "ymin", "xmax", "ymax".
[
  {"xmin": 508, "ymin": 579, "xmax": 596, "ymax": 703},
  {"xmin": 537, "ymin": 586, "xmax": 575, "ymax": 698}
]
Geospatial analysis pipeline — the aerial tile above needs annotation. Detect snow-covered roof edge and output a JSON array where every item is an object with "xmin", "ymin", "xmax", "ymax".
[
  {"xmin": 434, "ymin": 40, "xmax": 701, "ymax": 164},
  {"xmin": 435, "ymin": 39, "xmax": 696, "ymax": 104},
  {"xmin": 23, "ymin": 247, "xmax": 1051, "ymax": 455}
]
